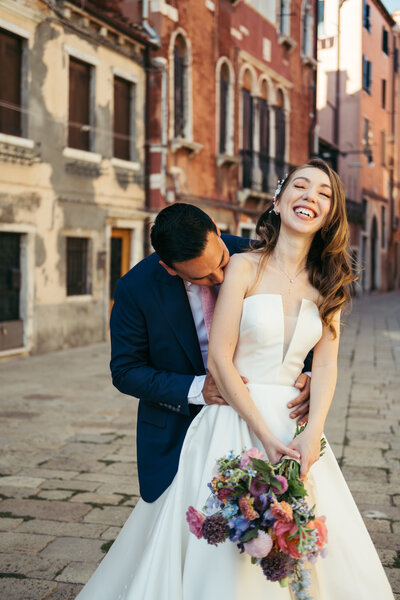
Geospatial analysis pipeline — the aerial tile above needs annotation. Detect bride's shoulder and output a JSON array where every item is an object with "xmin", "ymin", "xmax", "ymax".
[{"xmin": 230, "ymin": 251, "xmax": 260, "ymax": 269}]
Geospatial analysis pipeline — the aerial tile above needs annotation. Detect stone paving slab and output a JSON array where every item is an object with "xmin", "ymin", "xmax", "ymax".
[{"xmin": 0, "ymin": 290, "xmax": 399, "ymax": 598}]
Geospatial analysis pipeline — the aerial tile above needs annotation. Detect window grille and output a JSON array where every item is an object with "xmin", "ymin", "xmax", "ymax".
[{"xmin": 66, "ymin": 237, "xmax": 89, "ymax": 296}]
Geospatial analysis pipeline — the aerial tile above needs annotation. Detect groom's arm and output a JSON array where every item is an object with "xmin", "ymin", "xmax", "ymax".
[{"xmin": 110, "ymin": 279, "xmax": 194, "ymax": 417}]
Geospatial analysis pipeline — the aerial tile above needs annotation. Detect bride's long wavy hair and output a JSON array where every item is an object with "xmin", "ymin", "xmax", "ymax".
[{"xmin": 251, "ymin": 158, "xmax": 356, "ymax": 336}]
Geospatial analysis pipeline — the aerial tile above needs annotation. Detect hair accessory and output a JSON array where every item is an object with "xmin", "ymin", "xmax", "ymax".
[{"xmin": 270, "ymin": 174, "xmax": 288, "ymax": 214}]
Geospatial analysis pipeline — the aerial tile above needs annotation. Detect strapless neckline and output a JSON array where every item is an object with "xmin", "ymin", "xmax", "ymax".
[{"xmin": 235, "ymin": 293, "xmax": 322, "ymax": 386}]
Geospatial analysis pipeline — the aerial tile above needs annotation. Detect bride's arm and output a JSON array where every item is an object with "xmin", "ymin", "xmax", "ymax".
[
  {"xmin": 289, "ymin": 310, "xmax": 341, "ymax": 477},
  {"xmin": 207, "ymin": 254, "xmax": 300, "ymax": 464}
]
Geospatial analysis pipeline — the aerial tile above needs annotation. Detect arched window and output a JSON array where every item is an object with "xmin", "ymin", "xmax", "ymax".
[
  {"xmin": 275, "ymin": 89, "xmax": 286, "ymax": 179},
  {"xmin": 259, "ymin": 80, "xmax": 270, "ymax": 192},
  {"xmin": 217, "ymin": 60, "xmax": 235, "ymax": 156},
  {"xmin": 302, "ymin": 1, "xmax": 313, "ymax": 58},
  {"xmin": 174, "ymin": 34, "xmax": 187, "ymax": 138},
  {"xmin": 241, "ymin": 70, "xmax": 254, "ymax": 189}
]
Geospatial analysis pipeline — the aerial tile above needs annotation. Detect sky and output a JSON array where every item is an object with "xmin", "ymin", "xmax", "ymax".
[{"xmin": 382, "ymin": 0, "xmax": 400, "ymax": 14}]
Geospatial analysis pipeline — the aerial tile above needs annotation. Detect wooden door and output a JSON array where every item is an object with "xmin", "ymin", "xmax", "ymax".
[{"xmin": 109, "ymin": 229, "xmax": 131, "ymax": 314}]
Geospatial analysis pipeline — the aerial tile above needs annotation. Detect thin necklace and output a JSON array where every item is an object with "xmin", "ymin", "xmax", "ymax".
[{"xmin": 272, "ymin": 257, "xmax": 306, "ymax": 284}]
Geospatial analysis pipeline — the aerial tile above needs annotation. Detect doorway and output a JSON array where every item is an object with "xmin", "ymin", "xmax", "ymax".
[
  {"xmin": 0, "ymin": 232, "xmax": 23, "ymax": 351},
  {"xmin": 109, "ymin": 228, "xmax": 131, "ymax": 314},
  {"xmin": 370, "ymin": 217, "xmax": 378, "ymax": 291}
]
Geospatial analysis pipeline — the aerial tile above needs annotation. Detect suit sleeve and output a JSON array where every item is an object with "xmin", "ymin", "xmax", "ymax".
[
  {"xmin": 110, "ymin": 278, "xmax": 194, "ymax": 417},
  {"xmin": 302, "ymin": 349, "xmax": 313, "ymax": 373}
]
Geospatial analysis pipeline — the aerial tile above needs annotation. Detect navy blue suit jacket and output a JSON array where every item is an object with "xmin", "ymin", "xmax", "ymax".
[{"xmin": 110, "ymin": 234, "xmax": 313, "ymax": 502}]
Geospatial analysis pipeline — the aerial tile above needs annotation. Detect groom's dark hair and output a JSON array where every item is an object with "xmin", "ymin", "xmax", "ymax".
[{"xmin": 151, "ymin": 203, "xmax": 218, "ymax": 267}]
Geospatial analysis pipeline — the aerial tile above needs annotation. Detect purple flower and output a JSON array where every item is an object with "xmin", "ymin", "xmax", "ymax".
[
  {"xmin": 262, "ymin": 508, "xmax": 275, "ymax": 528},
  {"xmin": 254, "ymin": 493, "xmax": 268, "ymax": 512},
  {"xmin": 250, "ymin": 477, "xmax": 268, "ymax": 497},
  {"xmin": 271, "ymin": 475, "xmax": 288, "ymax": 495},
  {"xmin": 202, "ymin": 514, "xmax": 230, "ymax": 546}
]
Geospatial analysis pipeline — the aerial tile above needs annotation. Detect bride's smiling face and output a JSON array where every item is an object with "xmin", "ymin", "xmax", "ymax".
[{"xmin": 274, "ymin": 167, "xmax": 332, "ymax": 236}]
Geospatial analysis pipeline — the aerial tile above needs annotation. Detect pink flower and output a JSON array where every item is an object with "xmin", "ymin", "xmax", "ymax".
[
  {"xmin": 271, "ymin": 475, "xmax": 288, "ymax": 495},
  {"xmin": 244, "ymin": 530, "xmax": 273, "ymax": 558},
  {"xmin": 186, "ymin": 506, "xmax": 205, "ymax": 539},
  {"xmin": 308, "ymin": 516, "xmax": 328, "ymax": 549},
  {"xmin": 239, "ymin": 447, "xmax": 265, "ymax": 469},
  {"xmin": 273, "ymin": 520, "xmax": 302, "ymax": 559},
  {"xmin": 217, "ymin": 487, "xmax": 233, "ymax": 502}
]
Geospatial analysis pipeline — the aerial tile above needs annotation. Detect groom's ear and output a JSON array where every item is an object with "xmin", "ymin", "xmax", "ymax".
[
  {"xmin": 211, "ymin": 217, "xmax": 221, "ymax": 237},
  {"xmin": 159, "ymin": 260, "xmax": 178, "ymax": 276}
]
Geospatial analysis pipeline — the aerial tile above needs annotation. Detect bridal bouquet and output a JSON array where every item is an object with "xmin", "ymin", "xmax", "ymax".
[{"xmin": 186, "ymin": 426, "xmax": 327, "ymax": 600}]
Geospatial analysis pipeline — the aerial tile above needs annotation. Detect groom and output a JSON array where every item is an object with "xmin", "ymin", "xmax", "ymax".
[{"xmin": 110, "ymin": 203, "xmax": 311, "ymax": 502}]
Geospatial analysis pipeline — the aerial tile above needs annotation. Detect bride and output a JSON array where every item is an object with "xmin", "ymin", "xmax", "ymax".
[{"xmin": 76, "ymin": 159, "xmax": 393, "ymax": 599}]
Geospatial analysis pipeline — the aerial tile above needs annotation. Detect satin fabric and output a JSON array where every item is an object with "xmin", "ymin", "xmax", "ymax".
[{"xmin": 77, "ymin": 295, "xmax": 393, "ymax": 600}]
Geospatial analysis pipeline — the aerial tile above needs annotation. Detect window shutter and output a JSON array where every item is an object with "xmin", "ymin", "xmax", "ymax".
[
  {"xmin": 219, "ymin": 66, "xmax": 229, "ymax": 154},
  {"xmin": 174, "ymin": 41, "xmax": 185, "ymax": 138},
  {"xmin": 68, "ymin": 58, "xmax": 91, "ymax": 150},
  {"xmin": 114, "ymin": 76, "xmax": 131, "ymax": 160},
  {"xmin": 275, "ymin": 106, "xmax": 285, "ymax": 178},
  {"xmin": 0, "ymin": 28, "xmax": 22, "ymax": 136},
  {"xmin": 259, "ymin": 99, "xmax": 269, "ymax": 156}
]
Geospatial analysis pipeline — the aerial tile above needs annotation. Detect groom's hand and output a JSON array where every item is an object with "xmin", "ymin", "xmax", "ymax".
[
  {"xmin": 203, "ymin": 374, "xmax": 249, "ymax": 405},
  {"xmin": 288, "ymin": 373, "xmax": 310, "ymax": 424},
  {"xmin": 203, "ymin": 373, "xmax": 228, "ymax": 405}
]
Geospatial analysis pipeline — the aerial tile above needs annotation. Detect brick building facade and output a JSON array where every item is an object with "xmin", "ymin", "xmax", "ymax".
[{"xmin": 139, "ymin": 0, "xmax": 318, "ymax": 236}]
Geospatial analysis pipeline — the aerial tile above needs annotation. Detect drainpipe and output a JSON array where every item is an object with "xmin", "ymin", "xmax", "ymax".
[
  {"xmin": 142, "ymin": 0, "xmax": 161, "ymax": 47},
  {"xmin": 310, "ymin": 0, "xmax": 318, "ymax": 157}
]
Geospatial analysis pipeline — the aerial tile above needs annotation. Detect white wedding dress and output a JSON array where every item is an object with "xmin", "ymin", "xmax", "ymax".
[{"xmin": 76, "ymin": 294, "xmax": 394, "ymax": 600}]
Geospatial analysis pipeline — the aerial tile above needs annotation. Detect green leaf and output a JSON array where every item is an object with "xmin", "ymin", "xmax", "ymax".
[
  {"xmin": 250, "ymin": 458, "xmax": 274, "ymax": 476},
  {"xmin": 240, "ymin": 528, "xmax": 259, "ymax": 543},
  {"xmin": 287, "ymin": 479, "xmax": 308, "ymax": 498}
]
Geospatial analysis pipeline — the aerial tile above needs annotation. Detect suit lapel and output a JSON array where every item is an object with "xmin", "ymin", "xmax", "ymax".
[{"xmin": 155, "ymin": 267, "xmax": 205, "ymax": 374}]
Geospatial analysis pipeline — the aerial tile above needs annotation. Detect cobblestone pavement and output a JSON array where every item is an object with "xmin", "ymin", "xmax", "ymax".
[{"xmin": 0, "ymin": 291, "xmax": 399, "ymax": 599}]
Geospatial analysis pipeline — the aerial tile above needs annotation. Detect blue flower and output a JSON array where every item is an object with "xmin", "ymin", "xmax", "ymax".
[
  {"xmin": 221, "ymin": 502, "xmax": 239, "ymax": 519},
  {"xmin": 228, "ymin": 516, "xmax": 251, "ymax": 542},
  {"xmin": 203, "ymin": 495, "xmax": 222, "ymax": 516}
]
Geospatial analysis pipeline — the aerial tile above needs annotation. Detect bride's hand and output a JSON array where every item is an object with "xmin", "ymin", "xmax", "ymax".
[
  {"xmin": 288, "ymin": 430, "xmax": 321, "ymax": 478},
  {"xmin": 259, "ymin": 432, "xmax": 300, "ymax": 465}
]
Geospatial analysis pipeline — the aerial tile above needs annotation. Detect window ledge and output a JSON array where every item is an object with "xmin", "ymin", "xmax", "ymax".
[
  {"xmin": 301, "ymin": 55, "xmax": 318, "ymax": 68},
  {"xmin": 278, "ymin": 34, "xmax": 297, "ymax": 50},
  {"xmin": 63, "ymin": 147, "xmax": 102, "ymax": 164},
  {"xmin": 217, "ymin": 154, "xmax": 241, "ymax": 167},
  {"xmin": 237, "ymin": 188, "xmax": 273, "ymax": 205},
  {"xmin": 111, "ymin": 157, "xmax": 140, "ymax": 171},
  {"xmin": 66, "ymin": 294, "xmax": 93, "ymax": 302},
  {"xmin": 171, "ymin": 138, "xmax": 203, "ymax": 154},
  {"xmin": 0, "ymin": 133, "xmax": 34, "ymax": 149}
]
